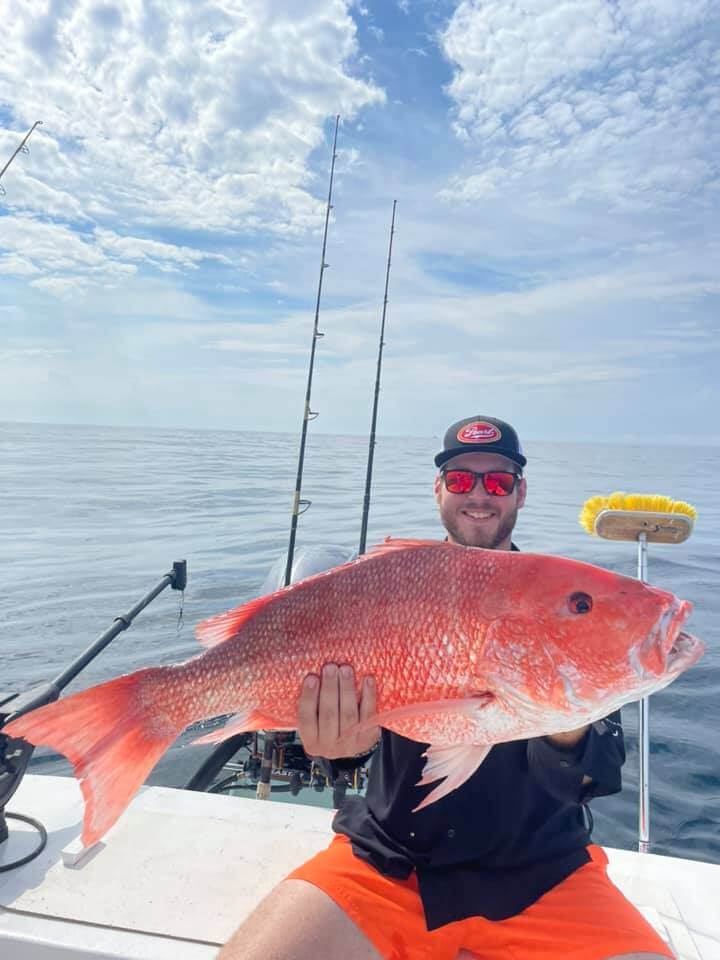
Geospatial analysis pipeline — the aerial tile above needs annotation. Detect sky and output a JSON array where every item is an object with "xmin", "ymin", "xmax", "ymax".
[{"xmin": 1, "ymin": 0, "xmax": 719, "ymax": 445}]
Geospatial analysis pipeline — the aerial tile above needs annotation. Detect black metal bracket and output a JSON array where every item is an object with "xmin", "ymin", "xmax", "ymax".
[
  {"xmin": 0, "ymin": 735, "xmax": 34, "ymax": 843},
  {"xmin": 171, "ymin": 559, "xmax": 187, "ymax": 591}
]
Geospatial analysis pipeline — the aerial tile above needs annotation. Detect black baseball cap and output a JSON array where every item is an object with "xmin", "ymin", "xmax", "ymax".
[{"xmin": 434, "ymin": 416, "xmax": 527, "ymax": 470}]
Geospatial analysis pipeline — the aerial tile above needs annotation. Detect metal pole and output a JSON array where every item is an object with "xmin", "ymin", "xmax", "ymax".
[
  {"xmin": 282, "ymin": 114, "xmax": 340, "ymax": 589},
  {"xmin": 637, "ymin": 532, "xmax": 650, "ymax": 853},
  {"xmin": 359, "ymin": 200, "xmax": 397, "ymax": 556},
  {"xmin": 0, "ymin": 121, "xmax": 43, "ymax": 194}
]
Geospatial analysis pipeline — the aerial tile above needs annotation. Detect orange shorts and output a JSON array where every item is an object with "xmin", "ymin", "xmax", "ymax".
[{"xmin": 287, "ymin": 835, "xmax": 673, "ymax": 960}]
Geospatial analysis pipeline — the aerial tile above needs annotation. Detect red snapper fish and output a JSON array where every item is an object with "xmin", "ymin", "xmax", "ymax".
[{"xmin": 4, "ymin": 539, "xmax": 704, "ymax": 847}]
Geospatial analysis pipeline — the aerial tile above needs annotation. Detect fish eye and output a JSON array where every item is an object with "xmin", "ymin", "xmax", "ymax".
[{"xmin": 569, "ymin": 592, "xmax": 593, "ymax": 614}]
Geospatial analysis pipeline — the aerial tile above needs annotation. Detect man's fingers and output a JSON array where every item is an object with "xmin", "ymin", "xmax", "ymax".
[
  {"xmin": 359, "ymin": 676, "xmax": 377, "ymax": 724},
  {"xmin": 339, "ymin": 665, "xmax": 359, "ymax": 734},
  {"xmin": 318, "ymin": 663, "xmax": 340, "ymax": 742},
  {"xmin": 358, "ymin": 676, "xmax": 380, "ymax": 751},
  {"xmin": 298, "ymin": 665, "xmax": 378, "ymax": 759},
  {"xmin": 296, "ymin": 674, "xmax": 320, "ymax": 749}
]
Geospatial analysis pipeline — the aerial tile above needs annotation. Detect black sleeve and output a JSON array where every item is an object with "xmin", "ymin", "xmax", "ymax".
[
  {"xmin": 578, "ymin": 710, "xmax": 625, "ymax": 800},
  {"xmin": 527, "ymin": 710, "xmax": 625, "ymax": 803}
]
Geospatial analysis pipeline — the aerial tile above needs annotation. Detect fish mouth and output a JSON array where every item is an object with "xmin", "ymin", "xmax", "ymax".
[
  {"xmin": 665, "ymin": 630, "xmax": 705, "ymax": 673},
  {"xmin": 648, "ymin": 598, "xmax": 704, "ymax": 675}
]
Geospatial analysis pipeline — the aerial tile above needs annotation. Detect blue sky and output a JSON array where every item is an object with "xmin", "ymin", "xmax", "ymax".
[{"xmin": 1, "ymin": 0, "xmax": 719, "ymax": 444}]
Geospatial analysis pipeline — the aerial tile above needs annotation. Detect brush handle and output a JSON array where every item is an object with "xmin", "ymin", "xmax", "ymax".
[{"xmin": 637, "ymin": 533, "xmax": 650, "ymax": 854}]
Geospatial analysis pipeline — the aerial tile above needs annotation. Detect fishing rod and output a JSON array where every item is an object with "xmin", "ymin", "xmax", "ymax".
[
  {"xmin": 283, "ymin": 114, "xmax": 340, "ymax": 588},
  {"xmin": 0, "ymin": 121, "xmax": 43, "ymax": 196},
  {"xmin": 250, "ymin": 116, "xmax": 340, "ymax": 802},
  {"xmin": 358, "ymin": 200, "xmax": 397, "ymax": 555},
  {"xmin": 188, "ymin": 106, "xmax": 347, "ymax": 795}
]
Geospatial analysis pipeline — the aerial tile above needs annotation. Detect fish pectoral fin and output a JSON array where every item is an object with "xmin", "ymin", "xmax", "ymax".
[
  {"xmin": 191, "ymin": 708, "xmax": 295, "ymax": 745},
  {"xmin": 412, "ymin": 743, "xmax": 492, "ymax": 812},
  {"xmin": 354, "ymin": 693, "xmax": 495, "ymax": 736}
]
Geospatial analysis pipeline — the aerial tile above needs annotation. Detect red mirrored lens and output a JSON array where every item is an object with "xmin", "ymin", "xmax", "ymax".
[
  {"xmin": 443, "ymin": 469, "xmax": 518, "ymax": 495},
  {"xmin": 444, "ymin": 470, "xmax": 476, "ymax": 494},
  {"xmin": 482, "ymin": 472, "xmax": 516, "ymax": 496}
]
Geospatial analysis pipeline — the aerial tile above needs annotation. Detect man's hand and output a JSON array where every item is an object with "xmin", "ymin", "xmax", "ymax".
[{"xmin": 297, "ymin": 663, "xmax": 380, "ymax": 760}]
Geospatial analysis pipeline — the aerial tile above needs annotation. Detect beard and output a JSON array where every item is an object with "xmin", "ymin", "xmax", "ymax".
[{"xmin": 443, "ymin": 504, "xmax": 519, "ymax": 550}]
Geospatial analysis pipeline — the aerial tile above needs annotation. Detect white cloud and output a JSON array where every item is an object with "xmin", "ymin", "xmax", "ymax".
[
  {"xmin": 2, "ymin": 246, "xmax": 717, "ymax": 439},
  {"xmin": 0, "ymin": 1, "xmax": 383, "ymax": 234},
  {"xmin": 0, "ymin": 217, "xmax": 133, "ymax": 295},
  {"xmin": 440, "ymin": 0, "xmax": 719, "ymax": 210},
  {"xmin": 208, "ymin": 339, "xmax": 308, "ymax": 356},
  {"xmin": 94, "ymin": 228, "xmax": 231, "ymax": 271},
  {"xmin": 0, "ymin": 0, "xmax": 384, "ymax": 292},
  {"xmin": 29, "ymin": 276, "xmax": 89, "ymax": 298},
  {"xmin": 0, "ymin": 214, "xmax": 238, "ymax": 298},
  {"xmin": 0, "ymin": 254, "xmax": 41, "ymax": 276},
  {"xmin": 2, "ymin": 2, "xmax": 718, "ymax": 446}
]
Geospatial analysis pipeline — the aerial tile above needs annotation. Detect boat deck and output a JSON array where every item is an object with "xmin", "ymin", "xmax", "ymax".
[{"xmin": 1, "ymin": 775, "xmax": 718, "ymax": 959}]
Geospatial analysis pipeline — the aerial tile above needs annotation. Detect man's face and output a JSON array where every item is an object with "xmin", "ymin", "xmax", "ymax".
[{"xmin": 434, "ymin": 451, "xmax": 527, "ymax": 550}]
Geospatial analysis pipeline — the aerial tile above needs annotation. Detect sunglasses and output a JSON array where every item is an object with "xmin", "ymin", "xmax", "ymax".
[{"xmin": 441, "ymin": 468, "xmax": 521, "ymax": 497}]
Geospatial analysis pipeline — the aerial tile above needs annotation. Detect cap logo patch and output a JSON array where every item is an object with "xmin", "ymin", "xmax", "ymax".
[{"xmin": 457, "ymin": 421, "xmax": 502, "ymax": 444}]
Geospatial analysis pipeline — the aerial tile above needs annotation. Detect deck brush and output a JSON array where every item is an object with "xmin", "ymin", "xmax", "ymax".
[{"xmin": 579, "ymin": 493, "xmax": 697, "ymax": 544}]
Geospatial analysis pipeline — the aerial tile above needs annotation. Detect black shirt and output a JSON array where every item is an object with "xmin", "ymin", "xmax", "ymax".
[
  {"xmin": 327, "ymin": 543, "xmax": 626, "ymax": 929},
  {"xmin": 332, "ymin": 714, "xmax": 624, "ymax": 929}
]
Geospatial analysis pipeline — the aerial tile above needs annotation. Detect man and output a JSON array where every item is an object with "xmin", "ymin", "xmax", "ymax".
[{"xmin": 220, "ymin": 416, "xmax": 672, "ymax": 960}]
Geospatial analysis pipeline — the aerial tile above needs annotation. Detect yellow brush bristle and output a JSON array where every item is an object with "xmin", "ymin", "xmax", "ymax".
[
  {"xmin": 579, "ymin": 496, "xmax": 609, "ymax": 534},
  {"xmin": 579, "ymin": 492, "xmax": 697, "ymax": 535}
]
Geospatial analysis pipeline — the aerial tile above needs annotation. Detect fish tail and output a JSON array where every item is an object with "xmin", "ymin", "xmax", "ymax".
[{"xmin": 4, "ymin": 667, "xmax": 186, "ymax": 847}]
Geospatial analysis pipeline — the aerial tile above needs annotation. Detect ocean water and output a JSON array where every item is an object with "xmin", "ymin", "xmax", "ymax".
[{"xmin": 1, "ymin": 420, "xmax": 718, "ymax": 863}]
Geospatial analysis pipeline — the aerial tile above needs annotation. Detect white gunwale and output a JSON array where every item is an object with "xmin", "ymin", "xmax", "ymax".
[{"xmin": 1, "ymin": 774, "xmax": 719, "ymax": 960}]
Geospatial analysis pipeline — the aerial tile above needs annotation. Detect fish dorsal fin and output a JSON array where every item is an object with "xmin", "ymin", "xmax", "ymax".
[
  {"xmin": 195, "ymin": 539, "xmax": 444, "ymax": 649},
  {"xmin": 364, "ymin": 537, "xmax": 445, "ymax": 559},
  {"xmin": 195, "ymin": 550, "xmax": 357, "ymax": 649},
  {"xmin": 195, "ymin": 592, "xmax": 280, "ymax": 648}
]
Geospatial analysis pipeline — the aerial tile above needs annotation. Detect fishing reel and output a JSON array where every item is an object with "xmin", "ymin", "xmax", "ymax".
[
  {"xmin": 188, "ymin": 730, "xmax": 368, "ymax": 809},
  {"xmin": 265, "ymin": 734, "xmax": 369, "ymax": 807}
]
